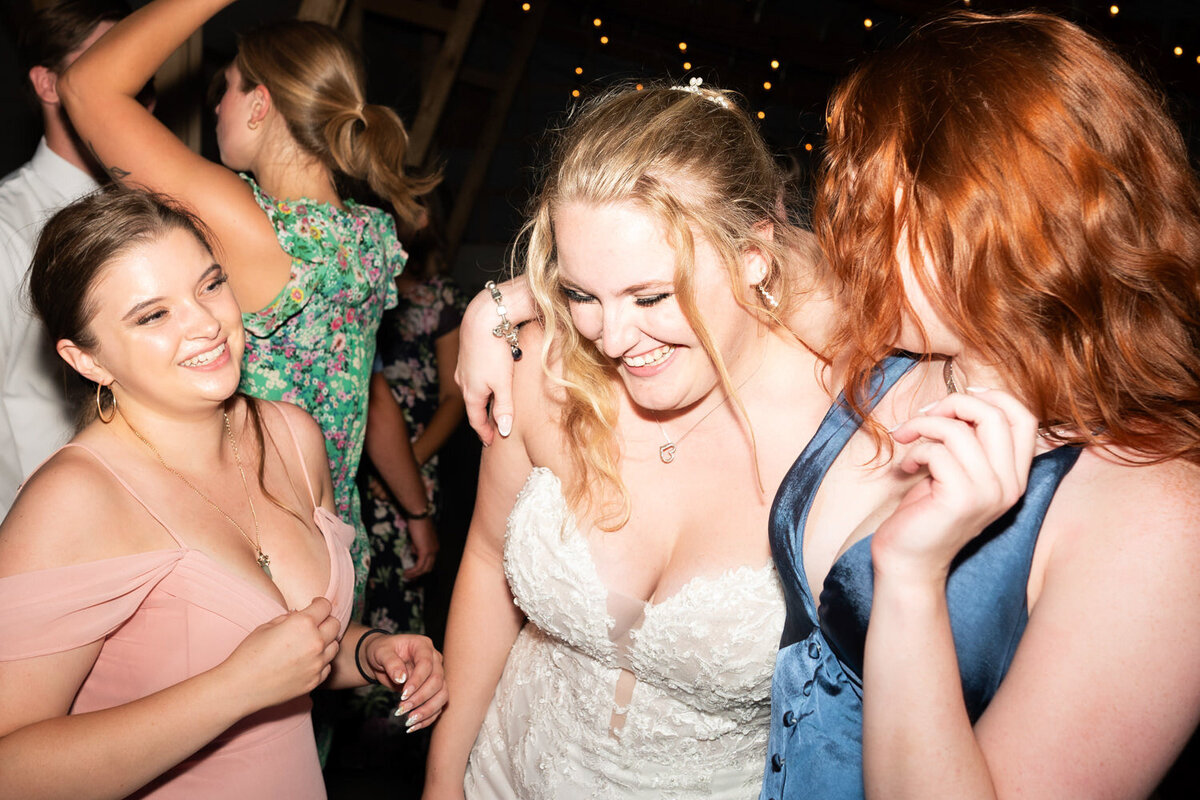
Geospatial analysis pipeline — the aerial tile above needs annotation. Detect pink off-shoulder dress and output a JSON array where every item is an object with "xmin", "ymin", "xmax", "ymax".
[{"xmin": 0, "ymin": 403, "xmax": 355, "ymax": 799}]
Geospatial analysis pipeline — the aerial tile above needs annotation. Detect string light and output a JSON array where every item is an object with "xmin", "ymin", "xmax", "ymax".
[
  {"xmin": 1175, "ymin": 46, "xmax": 1184, "ymax": 56},
  {"xmin": 864, "ymin": 18, "xmax": 873, "ymax": 29},
  {"xmin": 679, "ymin": 42, "xmax": 688, "ymax": 52},
  {"xmin": 682, "ymin": 61, "xmax": 692, "ymax": 70},
  {"xmin": 757, "ymin": 111, "xmax": 765, "ymax": 119},
  {"xmin": 770, "ymin": 59, "xmax": 780, "ymax": 70},
  {"xmin": 592, "ymin": 17, "xmax": 602, "ymax": 27},
  {"xmin": 572, "ymin": 89, "xmax": 580, "ymax": 97},
  {"xmin": 636, "ymin": 83, "xmax": 644, "ymax": 91},
  {"xmin": 1196, "ymin": 55, "xmax": 1200, "ymax": 64},
  {"xmin": 575, "ymin": 66, "xmax": 583, "ymax": 75},
  {"xmin": 804, "ymin": 143, "xmax": 813, "ymax": 152},
  {"xmin": 763, "ymin": 81, "xmax": 772, "ymax": 90},
  {"xmin": 521, "ymin": 2, "xmax": 530, "ymax": 11},
  {"xmin": 600, "ymin": 35, "xmax": 608, "ymax": 44},
  {"xmin": 1109, "ymin": 5, "xmax": 1118, "ymax": 15}
]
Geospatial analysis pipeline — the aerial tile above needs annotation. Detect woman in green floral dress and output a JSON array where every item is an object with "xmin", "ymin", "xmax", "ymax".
[{"xmin": 62, "ymin": 0, "xmax": 438, "ymax": 611}]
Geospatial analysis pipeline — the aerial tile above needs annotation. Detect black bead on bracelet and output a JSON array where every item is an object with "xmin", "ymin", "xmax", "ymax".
[{"xmin": 355, "ymin": 627, "xmax": 390, "ymax": 685}]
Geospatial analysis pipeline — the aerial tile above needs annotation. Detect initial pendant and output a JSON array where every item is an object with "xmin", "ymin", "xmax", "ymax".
[{"xmin": 659, "ymin": 443, "xmax": 677, "ymax": 463}]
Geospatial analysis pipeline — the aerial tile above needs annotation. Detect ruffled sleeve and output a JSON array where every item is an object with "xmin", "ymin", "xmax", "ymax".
[
  {"xmin": 0, "ymin": 550, "xmax": 186, "ymax": 660},
  {"xmin": 239, "ymin": 175, "xmax": 406, "ymax": 337}
]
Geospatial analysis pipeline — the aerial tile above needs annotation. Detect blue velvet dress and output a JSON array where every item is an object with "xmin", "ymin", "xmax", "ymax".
[{"xmin": 760, "ymin": 355, "xmax": 1081, "ymax": 800}]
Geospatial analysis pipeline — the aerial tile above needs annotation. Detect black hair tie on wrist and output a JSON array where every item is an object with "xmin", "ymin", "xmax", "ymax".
[{"xmin": 355, "ymin": 627, "xmax": 390, "ymax": 685}]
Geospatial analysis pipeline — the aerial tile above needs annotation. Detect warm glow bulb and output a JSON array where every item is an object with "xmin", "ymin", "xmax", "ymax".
[
  {"xmin": 636, "ymin": 83, "xmax": 644, "ymax": 91},
  {"xmin": 804, "ymin": 143, "xmax": 813, "ymax": 152},
  {"xmin": 600, "ymin": 35, "xmax": 609, "ymax": 44},
  {"xmin": 571, "ymin": 89, "xmax": 580, "ymax": 97},
  {"xmin": 1176, "ymin": 46, "xmax": 1184, "ymax": 56},
  {"xmin": 575, "ymin": 66, "xmax": 583, "ymax": 74},
  {"xmin": 864, "ymin": 18, "xmax": 873, "ymax": 29},
  {"xmin": 763, "ymin": 81, "xmax": 772, "ymax": 90},
  {"xmin": 679, "ymin": 42, "xmax": 688, "ymax": 52},
  {"xmin": 1109, "ymin": 5, "xmax": 1119, "ymax": 15},
  {"xmin": 521, "ymin": 2, "xmax": 530, "ymax": 11},
  {"xmin": 683, "ymin": 61, "xmax": 692, "ymax": 70},
  {"xmin": 756, "ymin": 111, "xmax": 765, "ymax": 120},
  {"xmin": 593, "ymin": 18, "xmax": 602, "ymax": 27},
  {"xmin": 770, "ymin": 59, "xmax": 780, "ymax": 70}
]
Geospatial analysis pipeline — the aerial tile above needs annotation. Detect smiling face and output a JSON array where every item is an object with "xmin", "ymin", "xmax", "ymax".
[
  {"xmin": 553, "ymin": 200, "xmax": 762, "ymax": 413},
  {"xmin": 78, "ymin": 227, "xmax": 245, "ymax": 417}
]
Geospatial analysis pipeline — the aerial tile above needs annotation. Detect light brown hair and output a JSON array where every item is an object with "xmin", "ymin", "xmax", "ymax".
[{"xmin": 235, "ymin": 21, "xmax": 438, "ymax": 228}]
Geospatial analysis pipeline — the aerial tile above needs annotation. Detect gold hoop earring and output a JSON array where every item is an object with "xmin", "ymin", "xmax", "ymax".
[
  {"xmin": 247, "ymin": 118, "xmax": 260, "ymax": 131},
  {"xmin": 96, "ymin": 382, "xmax": 116, "ymax": 424}
]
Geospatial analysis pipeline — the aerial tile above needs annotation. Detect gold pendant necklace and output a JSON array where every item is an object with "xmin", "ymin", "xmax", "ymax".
[{"xmin": 122, "ymin": 408, "xmax": 271, "ymax": 577}]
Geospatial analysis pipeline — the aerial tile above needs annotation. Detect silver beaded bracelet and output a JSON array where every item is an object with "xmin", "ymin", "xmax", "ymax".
[{"xmin": 485, "ymin": 280, "xmax": 522, "ymax": 361}]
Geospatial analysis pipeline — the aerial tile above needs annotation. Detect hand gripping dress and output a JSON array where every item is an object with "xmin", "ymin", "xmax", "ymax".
[
  {"xmin": 465, "ymin": 468, "xmax": 787, "ymax": 799},
  {"xmin": 0, "ymin": 403, "xmax": 356, "ymax": 799},
  {"xmin": 760, "ymin": 355, "xmax": 1082, "ymax": 800}
]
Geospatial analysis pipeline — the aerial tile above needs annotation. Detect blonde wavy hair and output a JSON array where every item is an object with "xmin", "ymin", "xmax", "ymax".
[
  {"xmin": 516, "ymin": 84, "xmax": 819, "ymax": 528},
  {"xmin": 235, "ymin": 21, "xmax": 438, "ymax": 228}
]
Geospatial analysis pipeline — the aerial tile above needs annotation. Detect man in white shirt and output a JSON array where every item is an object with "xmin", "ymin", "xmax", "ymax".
[{"xmin": 0, "ymin": 1, "xmax": 129, "ymax": 514}]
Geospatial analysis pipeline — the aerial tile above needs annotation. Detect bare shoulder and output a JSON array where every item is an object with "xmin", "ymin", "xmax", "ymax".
[
  {"xmin": 1059, "ymin": 449, "xmax": 1200, "ymax": 549},
  {"xmin": 253, "ymin": 399, "xmax": 330, "ymax": 501},
  {"xmin": 0, "ymin": 446, "xmax": 144, "ymax": 577},
  {"xmin": 1039, "ymin": 449, "xmax": 1200, "ymax": 609}
]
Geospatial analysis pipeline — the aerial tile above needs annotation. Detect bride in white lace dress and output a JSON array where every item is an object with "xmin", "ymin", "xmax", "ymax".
[{"xmin": 424, "ymin": 84, "xmax": 837, "ymax": 799}]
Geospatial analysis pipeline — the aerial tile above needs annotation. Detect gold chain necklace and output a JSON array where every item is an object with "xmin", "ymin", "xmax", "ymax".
[{"xmin": 122, "ymin": 409, "xmax": 271, "ymax": 577}]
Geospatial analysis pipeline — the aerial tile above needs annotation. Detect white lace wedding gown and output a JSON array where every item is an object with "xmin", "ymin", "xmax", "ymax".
[{"xmin": 465, "ymin": 468, "xmax": 785, "ymax": 799}]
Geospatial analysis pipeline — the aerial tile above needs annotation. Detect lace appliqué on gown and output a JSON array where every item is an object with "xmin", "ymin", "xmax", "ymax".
[{"xmin": 465, "ymin": 468, "xmax": 785, "ymax": 800}]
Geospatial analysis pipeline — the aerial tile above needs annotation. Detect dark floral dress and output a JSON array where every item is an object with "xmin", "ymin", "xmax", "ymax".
[
  {"xmin": 237, "ymin": 176, "xmax": 404, "ymax": 614},
  {"xmin": 348, "ymin": 274, "xmax": 465, "ymax": 736}
]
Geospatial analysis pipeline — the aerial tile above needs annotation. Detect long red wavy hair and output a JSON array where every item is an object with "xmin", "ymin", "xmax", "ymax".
[{"xmin": 818, "ymin": 11, "xmax": 1200, "ymax": 463}]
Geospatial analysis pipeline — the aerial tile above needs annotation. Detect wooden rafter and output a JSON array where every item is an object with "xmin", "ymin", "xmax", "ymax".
[
  {"xmin": 446, "ymin": 0, "xmax": 549, "ymax": 259},
  {"xmin": 297, "ymin": 0, "xmax": 349, "ymax": 27},
  {"xmin": 403, "ymin": 0, "xmax": 486, "ymax": 168}
]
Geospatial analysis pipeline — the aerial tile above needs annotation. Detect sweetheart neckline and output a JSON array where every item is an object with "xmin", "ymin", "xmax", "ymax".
[{"xmin": 517, "ymin": 467, "xmax": 778, "ymax": 615}]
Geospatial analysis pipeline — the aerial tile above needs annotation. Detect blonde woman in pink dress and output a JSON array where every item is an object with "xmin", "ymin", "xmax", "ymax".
[{"xmin": 0, "ymin": 187, "xmax": 446, "ymax": 799}]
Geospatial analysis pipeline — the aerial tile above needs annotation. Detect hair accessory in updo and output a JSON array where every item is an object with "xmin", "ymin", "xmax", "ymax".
[{"xmin": 670, "ymin": 76, "xmax": 732, "ymax": 109}]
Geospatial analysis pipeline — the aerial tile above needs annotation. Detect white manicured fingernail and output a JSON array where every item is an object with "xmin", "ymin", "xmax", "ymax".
[
  {"xmin": 394, "ymin": 672, "xmax": 406, "ymax": 684},
  {"xmin": 919, "ymin": 402, "xmax": 937, "ymax": 413},
  {"xmin": 497, "ymin": 415, "xmax": 512, "ymax": 437},
  {"xmin": 966, "ymin": 386, "xmax": 990, "ymax": 393}
]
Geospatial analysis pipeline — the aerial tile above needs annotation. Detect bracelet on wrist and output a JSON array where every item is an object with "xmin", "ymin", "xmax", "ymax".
[
  {"xmin": 485, "ymin": 280, "xmax": 522, "ymax": 361},
  {"xmin": 354, "ymin": 627, "xmax": 389, "ymax": 685},
  {"xmin": 399, "ymin": 498, "xmax": 435, "ymax": 520}
]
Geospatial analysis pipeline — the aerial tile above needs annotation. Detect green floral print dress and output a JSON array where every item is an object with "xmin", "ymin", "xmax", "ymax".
[{"xmin": 238, "ymin": 175, "xmax": 404, "ymax": 613}]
